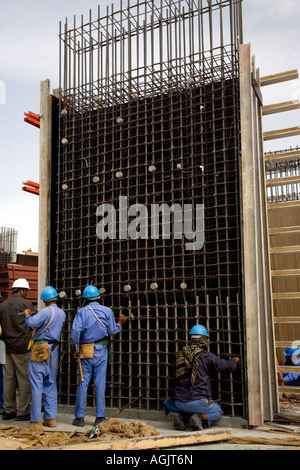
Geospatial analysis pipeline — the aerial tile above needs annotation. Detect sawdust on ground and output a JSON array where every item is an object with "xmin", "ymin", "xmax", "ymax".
[{"xmin": 0, "ymin": 419, "xmax": 159, "ymax": 450}]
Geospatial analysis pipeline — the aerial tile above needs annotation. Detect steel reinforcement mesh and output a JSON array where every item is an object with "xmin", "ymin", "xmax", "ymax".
[{"xmin": 51, "ymin": 0, "xmax": 246, "ymax": 418}]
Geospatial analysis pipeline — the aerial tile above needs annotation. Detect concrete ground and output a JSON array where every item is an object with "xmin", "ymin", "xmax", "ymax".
[{"xmin": 1, "ymin": 402, "xmax": 300, "ymax": 451}]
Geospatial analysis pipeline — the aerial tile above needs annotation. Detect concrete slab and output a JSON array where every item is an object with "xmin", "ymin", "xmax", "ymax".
[{"xmin": 1, "ymin": 405, "xmax": 300, "ymax": 451}]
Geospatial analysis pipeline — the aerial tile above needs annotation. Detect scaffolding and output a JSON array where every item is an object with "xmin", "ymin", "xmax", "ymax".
[
  {"xmin": 51, "ymin": 0, "xmax": 246, "ymax": 417},
  {"xmin": 0, "ymin": 227, "xmax": 18, "ymax": 265},
  {"xmin": 265, "ymin": 147, "xmax": 300, "ymax": 203}
]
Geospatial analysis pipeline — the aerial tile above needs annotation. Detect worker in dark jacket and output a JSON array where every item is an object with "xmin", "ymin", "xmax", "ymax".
[
  {"xmin": 164, "ymin": 325, "xmax": 240, "ymax": 430},
  {"xmin": 0, "ymin": 279, "xmax": 34, "ymax": 421},
  {"xmin": 71, "ymin": 285, "xmax": 127, "ymax": 427}
]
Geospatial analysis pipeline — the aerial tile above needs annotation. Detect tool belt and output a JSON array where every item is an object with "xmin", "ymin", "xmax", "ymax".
[
  {"xmin": 79, "ymin": 343, "xmax": 94, "ymax": 359},
  {"xmin": 30, "ymin": 342, "xmax": 51, "ymax": 363},
  {"xmin": 79, "ymin": 340, "xmax": 109, "ymax": 360}
]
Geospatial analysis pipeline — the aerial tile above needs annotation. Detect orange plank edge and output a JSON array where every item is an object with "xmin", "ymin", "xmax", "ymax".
[{"xmin": 24, "ymin": 111, "xmax": 40, "ymax": 129}]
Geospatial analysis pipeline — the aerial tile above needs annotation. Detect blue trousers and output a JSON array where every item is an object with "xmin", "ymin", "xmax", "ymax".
[
  {"xmin": 75, "ymin": 346, "xmax": 108, "ymax": 418},
  {"xmin": 28, "ymin": 346, "xmax": 59, "ymax": 422},
  {"xmin": 174, "ymin": 398, "xmax": 224, "ymax": 427},
  {"xmin": 0, "ymin": 365, "xmax": 3, "ymax": 408}
]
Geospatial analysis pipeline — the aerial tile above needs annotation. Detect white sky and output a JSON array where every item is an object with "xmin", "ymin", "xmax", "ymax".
[{"xmin": 0, "ymin": 0, "xmax": 299, "ymax": 253}]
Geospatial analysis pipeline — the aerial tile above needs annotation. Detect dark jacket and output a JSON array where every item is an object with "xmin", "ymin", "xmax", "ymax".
[
  {"xmin": 173, "ymin": 351, "xmax": 237, "ymax": 401},
  {"xmin": 0, "ymin": 294, "xmax": 33, "ymax": 354}
]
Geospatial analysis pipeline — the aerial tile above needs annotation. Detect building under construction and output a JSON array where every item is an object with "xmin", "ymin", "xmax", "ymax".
[{"xmin": 38, "ymin": 0, "xmax": 281, "ymax": 427}]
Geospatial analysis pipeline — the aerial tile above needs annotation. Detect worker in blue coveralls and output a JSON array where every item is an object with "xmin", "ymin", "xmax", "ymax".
[
  {"xmin": 281, "ymin": 347, "xmax": 300, "ymax": 386},
  {"xmin": 71, "ymin": 285, "xmax": 127, "ymax": 427},
  {"xmin": 163, "ymin": 325, "xmax": 240, "ymax": 431},
  {"xmin": 0, "ymin": 292, "xmax": 3, "ymax": 415},
  {"xmin": 24, "ymin": 286, "xmax": 66, "ymax": 430}
]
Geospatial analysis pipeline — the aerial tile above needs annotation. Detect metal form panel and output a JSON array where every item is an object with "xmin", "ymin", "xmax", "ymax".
[
  {"xmin": 49, "ymin": 0, "xmax": 246, "ymax": 418},
  {"xmin": 0, "ymin": 264, "xmax": 38, "ymax": 308}
]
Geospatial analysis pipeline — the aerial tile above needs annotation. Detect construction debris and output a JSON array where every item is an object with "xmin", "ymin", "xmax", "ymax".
[{"xmin": 0, "ymin": 419, "xmax": 159, "ymax": 450}]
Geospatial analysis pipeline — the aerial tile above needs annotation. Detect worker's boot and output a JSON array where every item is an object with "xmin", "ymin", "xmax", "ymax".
[
  {"xmin": 188, "ymin": 413, "xmax": 203, "ymax": 431},
  {"xmin": 170, "ymin": 412, "xmax": 186, "ymax": 431},
  {"xmin": 72, "ymin": 417, "xmax": 85, "ymax": 427},
  {"xmin": 43, "ymin": 418, "xmax": 57, "ymax": 428},
  {"xmin": 94, "ymin": 417, "xmax": 105, "ymax": 427},
  {"xmin": 201, "ymin": 413, "xmax": 209, "ymax": 429},
  {"xmin": 28, "ymin": 420, "xmax": 43, "ymax": 431}
]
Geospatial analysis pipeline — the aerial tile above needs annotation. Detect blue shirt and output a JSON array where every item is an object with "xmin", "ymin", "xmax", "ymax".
[
  {"xmin": 71, "ymin": 302, "xmax": 121, "ymax": 349},
  {"xmin": 282, "ymin": 357, "xmax": 300, "ymax": 386},
  {"xmin": 25, "ymin": 304, "xmax": 66, "ymax": 342}
]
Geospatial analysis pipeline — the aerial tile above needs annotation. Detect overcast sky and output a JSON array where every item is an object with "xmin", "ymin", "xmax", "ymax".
[{"xmin": 0, "ymin": 0, "xmax": 299, "ymax": 253}]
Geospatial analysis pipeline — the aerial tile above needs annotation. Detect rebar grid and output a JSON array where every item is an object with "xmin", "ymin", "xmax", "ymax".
[
  {"xmin": 0, "ymin": 227, "xmax": 18, "ymax": 265},
  {"xmin": 51, "ymin": 0, "xmax": 245, "ymax": 417}
]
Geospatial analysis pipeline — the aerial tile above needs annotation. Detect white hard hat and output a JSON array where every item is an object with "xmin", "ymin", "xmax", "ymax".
[{"xmin": 12, "ymin": 278, "xmax": 31, "ymax": 290}]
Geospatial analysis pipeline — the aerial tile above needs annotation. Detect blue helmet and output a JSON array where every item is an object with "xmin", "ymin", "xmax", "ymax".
[
  {"xmin": 41, "ymin": 286, "xmax": 58, "ymax": 301},
  {"xmin": 283, "ymin": 347, "xmax": 300, "ymax": 357},
  {"xmin": 82, "ymin": 285, "xmax": 100, "ymax": 300},
  {"xmin": 189, "ymin": 325, "xmax": 209, "ymax": 337}
]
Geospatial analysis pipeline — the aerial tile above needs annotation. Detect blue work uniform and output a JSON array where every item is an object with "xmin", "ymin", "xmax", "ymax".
[
  {"xmin": 282, "ymin": 357, "xmax": 300, "ymax": 386},
  {"xmin": 71, "ymin": 302, "xmax": 121, "ymax": 419},
  {"xmin": 25, "ymin": 304, "xmax": 66, "ymax": 422}
]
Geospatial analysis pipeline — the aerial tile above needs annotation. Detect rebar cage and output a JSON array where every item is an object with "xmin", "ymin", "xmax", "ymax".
[{"xmin": 51, "ymin": 0, "xmax": 246, "ymax": 417}]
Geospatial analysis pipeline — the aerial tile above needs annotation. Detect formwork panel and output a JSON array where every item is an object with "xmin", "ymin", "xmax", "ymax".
[{"xmin": 51, "ymin": 0, "xmax": 245, "ymax": 418}]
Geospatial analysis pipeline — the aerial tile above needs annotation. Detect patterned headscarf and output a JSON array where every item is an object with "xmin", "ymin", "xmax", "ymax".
[{"xmin": 176, "ymin": 336, "xmax": 209, "ymax": 392}]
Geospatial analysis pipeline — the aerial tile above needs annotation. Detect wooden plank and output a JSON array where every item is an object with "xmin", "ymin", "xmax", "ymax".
[
  {"xmin": 51, "ymin": 428, "xmax": 233, "ymax": 451},
  {"xmin": 265, "ymin": 149, "xmax": 300, "ymax": 162},
  {"xmin": 270, "ymin": 246, "xmax": 300, "ymax": 253},
  {"xmin": 278, "ymin": 386, "xmax": 300, "ymax": 394},
  {"xmin": 277, "ymin": 366, "xmax": 300, "ymax": 373},
  {"xmin": 264, "ymin": 126, "xmax": 300, "ymax": 141},
  {"xmin": 273, "ymin": 293, "xmax": 300, "ymax": 299},
  {"xmin": 269, "ymin": 226, "xmax": 300, "ymax": 234},
  {"xmin": 271, "ymin": 269, "xmax": 300, "ymax": 276},
  {"xmin": 268, "ymin": 200, "xmax": 300, "ymax": 210},
  {"xmin": 266, "ymin": 175, "xmax": 300, "ymax": 187},
  {"xmin": 261, "ymin": 70, "xmax": 299, "ymax": 87},
  {"xmin": 276, "ymin": 341, "xmax": 300, "ymax": 348},
  {"xmin": 274, "ymin": 316, "xmax": 300, "ymax": 323},
  {"xmin": 262, "ymin": 100, "xmax": 300, "ymax": 116}
]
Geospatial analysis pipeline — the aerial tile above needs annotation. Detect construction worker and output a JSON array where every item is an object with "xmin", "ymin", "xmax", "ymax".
[
  {"xmin": 71, "ymin": 285, "xmax": 127, "ymax": 427},
  {"xmin": 0, "ymin": 279, "xmax": 33, "ymax": 421},
  {"xmin": 163, "ymin": 325, "xmax": 240, "ymax": 431},
  {"xmin": 282, "ymin": 347, "xmax": 300, "ymax": 386},
  {"xmin": 24, "ymin": 286, "xmax": 66, "ymax": 429}
]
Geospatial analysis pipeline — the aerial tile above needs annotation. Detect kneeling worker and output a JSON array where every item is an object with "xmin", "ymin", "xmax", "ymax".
[
  {"xmin": 25, "ymin": 286, "xmax": 66, "ymax": 429},
  {"xmin": 164, "ymin": 325, "xmax": 240, "ymax": 430},
  {"xmin": 71, "ymin": 285, "xmax": 127, "ymax": 427}
]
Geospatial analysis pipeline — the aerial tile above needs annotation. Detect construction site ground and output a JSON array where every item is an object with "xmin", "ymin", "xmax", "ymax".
[{"xmin": 0, "ymin": 395, "xmax": 300, "ymax": 452}]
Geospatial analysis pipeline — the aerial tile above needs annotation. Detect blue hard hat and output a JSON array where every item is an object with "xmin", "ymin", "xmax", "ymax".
[
  {"xmin": 189, "ymin": 325, "xmax": 209, "ymax": 337},
  {"xmin": 41, "ymin": 286, "xmax": 59, "ymax": 301},
  {"xmin": 82, "ymin": 285, "xmax": 100, "ymax": 300},
  {"xmin": 283, "ymin": 347, "xmax": 300, "ymax": 357}
]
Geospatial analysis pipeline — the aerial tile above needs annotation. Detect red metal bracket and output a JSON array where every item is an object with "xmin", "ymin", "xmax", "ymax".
[
  {"xmin": 22, "ymin": 180, "xmax": 40, "ymax": 196},
  {"xmin": 24, "ymin": 111, "xmax": 40, "ymax": 128}
]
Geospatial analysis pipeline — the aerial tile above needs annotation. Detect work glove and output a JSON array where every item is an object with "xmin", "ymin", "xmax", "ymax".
[{"xmin": 118, "ymin": 314, "xmax": 128, "ymax": 326}]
